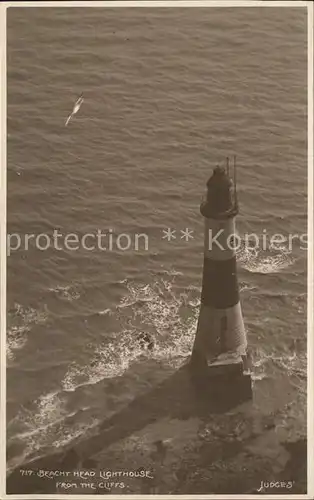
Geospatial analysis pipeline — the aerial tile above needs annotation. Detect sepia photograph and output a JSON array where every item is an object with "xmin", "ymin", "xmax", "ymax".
[{"xmin": 3, "ymin": 0, "xmax": 312, "ymax": 497}]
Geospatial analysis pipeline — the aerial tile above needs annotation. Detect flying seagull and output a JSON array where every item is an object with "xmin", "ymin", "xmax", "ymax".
[{"xmin": 65, "ymin": 95, "xmax": 84, "ymax": 126}]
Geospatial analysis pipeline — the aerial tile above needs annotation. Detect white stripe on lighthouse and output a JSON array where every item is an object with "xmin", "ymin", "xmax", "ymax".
[{"xmin": 204, "ymin": 217, "xmax": 237, "ymax": 261}]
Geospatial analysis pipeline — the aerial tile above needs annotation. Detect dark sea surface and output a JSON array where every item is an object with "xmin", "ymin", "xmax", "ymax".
[{"xmin": 6, "ymin": 6, "xmax": 307, "ymax": 487}]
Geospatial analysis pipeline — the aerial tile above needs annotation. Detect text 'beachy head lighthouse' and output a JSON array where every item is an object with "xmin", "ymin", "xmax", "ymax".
[{"xmin": 190, "ymin": 157, "xmax": 252, "ymax": 400}]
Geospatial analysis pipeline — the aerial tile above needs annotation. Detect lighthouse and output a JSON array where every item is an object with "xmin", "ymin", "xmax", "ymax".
[{"xmin": 191, "ymin": 157, "xmax": 252, "ymax": 400}]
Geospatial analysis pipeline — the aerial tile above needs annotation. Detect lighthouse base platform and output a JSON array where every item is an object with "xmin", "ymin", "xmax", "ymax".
[{"xmin": 189, "ymin": 352, "xmax": 253, "ymax": 404}]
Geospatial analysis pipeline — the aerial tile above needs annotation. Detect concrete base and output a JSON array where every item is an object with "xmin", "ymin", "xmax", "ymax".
[
  {"xmin": 189, "ymin": 353, "xmax": 253, "ymax": 404},
  {"xmin": 204, "ymin": 354, "xmax": 245, "ymax": 376}
]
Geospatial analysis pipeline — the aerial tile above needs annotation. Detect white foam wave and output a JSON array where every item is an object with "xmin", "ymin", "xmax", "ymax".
[
  {"xmin": 7, "ymin": 304, "xmax": 48, "ymax": 360},
  {"xmin": 49, "ymin": 284, "xmax": 81, "ymax": 301},
  {"xmin": 119, "ymin": 280, "xmax": 197, "ymax": 363},
  {"xmin": 250, "ymin": 345, "xmax": 306, "ymax": 387},
  {"xmin": 8, "ymin": 392, "xmax": 67, "ymax": 436},
  {"xmin": 52, "ymin": 417, "xmax": 99, "ymax": 450},
  {"xmin": 61, "ymin": 279, "xmax": 198, "ymax": 392},
  {"xmin": 7, "ymin": 391, "xmax": 66, "ymax": 470},
  {"xmin": 187, "ymin": 298, "xmax": 201, "ymax": 308},
  {"xmin": 272, "ymin": 351, "xmax": 307, "ymax": 380},
  {"xmin": 61, "ymin": 334, "xmax": 141, "ymax": 391},
  {"xmin": 157, "ymin": 268, "xmax": 184, "ymax": 277},
  {"xmin": 7, "ymin": 390, "xmax": 99, "ymax": 472},
  {"xmin": 7, "ymin": 326, "xmax": 30, "ymax": 361},
  {"xmin": 8, "ymin": 278, "xmax": 197, "ymax": 465},
  {"xmin": 239, "ymin": 282, "xmax": 258, "ymax": 293},
  {"xmin": 236, "ymin": 235, "xmax": 295, "ymax": 274},
  {"xmin": 97, "ymin": 308, "xmax": 112, "ymax": 316}
]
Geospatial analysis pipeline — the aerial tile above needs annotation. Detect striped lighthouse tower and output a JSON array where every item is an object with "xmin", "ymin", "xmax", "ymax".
[{"xmin": 191, "ymin": 158, "xmax": 252, "ymax": 397}]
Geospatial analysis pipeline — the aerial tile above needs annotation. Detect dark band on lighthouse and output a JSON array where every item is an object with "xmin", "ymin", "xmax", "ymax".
[{"xmin": 201, "ymin": 257, "xmax": 239, "ymax": 309}]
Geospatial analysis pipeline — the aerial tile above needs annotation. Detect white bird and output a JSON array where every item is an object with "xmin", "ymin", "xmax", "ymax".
[{"xmin": 65, "ymin": 95, "xmax": 84, "ymax": 126}]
